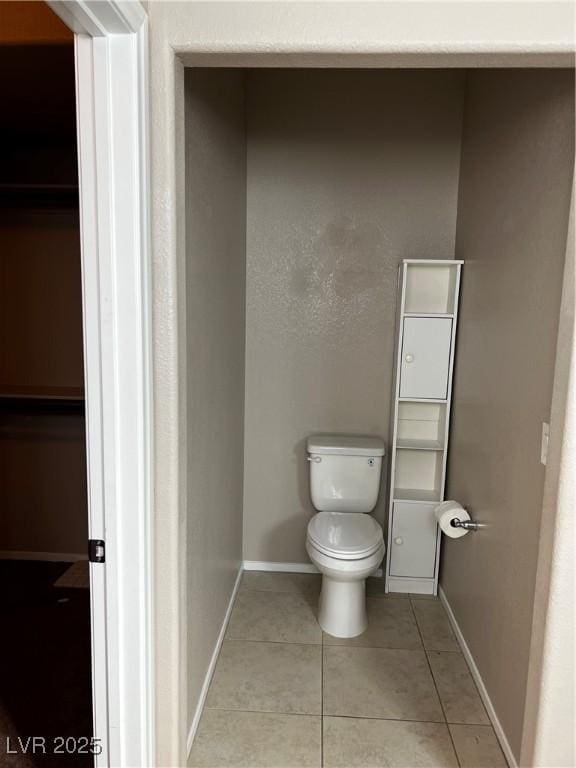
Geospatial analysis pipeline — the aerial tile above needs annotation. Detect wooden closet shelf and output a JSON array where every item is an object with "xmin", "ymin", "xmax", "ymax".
[{"xmin": 0, "ymin": 386, "xmax": 85, "ymax": 401}]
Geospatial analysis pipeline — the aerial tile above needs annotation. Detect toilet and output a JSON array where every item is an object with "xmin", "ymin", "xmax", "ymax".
[{"xmin": 305, "ymin": 434, "xmax": 386, "ymax": 638}]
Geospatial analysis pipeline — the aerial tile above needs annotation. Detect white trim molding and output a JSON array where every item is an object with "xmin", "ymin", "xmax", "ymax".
[
  {"xmin": 46, "ymin": 3, "xmax": 154, "ymax": 767},
  {"xmin": 243, "ymin": 561, "xmax": 383, "ymax": 577},
  {"xmin": 243, "ymin": 560, "xmax": 319, "ymax": 574},
  {"xmin": 48, "ymin": 0, "xmax": 145, "ymax": 36},
  {"xmin": 186, "ymin": 566, "xmax": 244, "ymax": 758},
  {"xmin": 75, "ymin": 27, "xmax": 153, "ymax": 768},
  {"xmin": 439, "ymin": 587, "xmax": 517, "ymax": 768}
]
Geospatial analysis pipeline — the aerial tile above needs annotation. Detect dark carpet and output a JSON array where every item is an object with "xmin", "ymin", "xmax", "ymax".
[{"xmin": 0, "ymin": 561, "xmax": 93, "ymax": 767}]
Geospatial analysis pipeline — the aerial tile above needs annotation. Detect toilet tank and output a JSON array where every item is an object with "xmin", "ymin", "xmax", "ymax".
[{"xmin": 307, "ymin": 435, "xmax": 386, "ymax": 513}]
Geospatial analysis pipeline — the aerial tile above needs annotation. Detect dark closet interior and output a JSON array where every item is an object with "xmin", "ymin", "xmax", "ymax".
[{"xmin": 0, "ymin": 9, "xmax": 93, "ymax": 763}]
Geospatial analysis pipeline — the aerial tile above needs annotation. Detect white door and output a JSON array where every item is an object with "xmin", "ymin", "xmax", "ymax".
[
  {"xmin": 400, "ymin": 317, "xmax": 452, "ymax": 399},
  {"xmin": 390, "ymin": 502, "xmax": 438, "ymax": 578}
]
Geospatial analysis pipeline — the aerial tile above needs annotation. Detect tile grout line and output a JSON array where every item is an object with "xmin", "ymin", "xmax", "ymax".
[
  {"xmin": 224, "ymin": 636, "xmax": 322, "ymax": 647},
  {"xmin": 321, "ymin": 604, "xmax": 324, "ymax": 768},
  {"xmin": 409, "ymin": 597, "xmax": 462, "ymax": 768},
  {"xmin": 204, "ymin": 704, "xmax": 450, "ymax": 725},
  {"xmin": 224, "ymin": 634, "xmax": 461, "ymax": 652},
  {"xmin": 211, "ymin": 574, "xmax": 502, "ymax": 768},
  {"xmin": 423, "ymin": 648, "xmax": 492, "ymax": 727},
  {"xmin": 233, "ymin": 578, "xmax": 482, "ymax": 765}
]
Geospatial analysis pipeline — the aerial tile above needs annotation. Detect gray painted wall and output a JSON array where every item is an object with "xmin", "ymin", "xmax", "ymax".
[
  {"xmin": 243, "ymin": 70, "xmax": 465, "ymax": 563},
  {"xmin": 184, "ymin": 69, "xmax": 246, "ymax": 723},
  {"xmin": 443, "ymin": 69, "xmax": 575, "ymax": 761}
]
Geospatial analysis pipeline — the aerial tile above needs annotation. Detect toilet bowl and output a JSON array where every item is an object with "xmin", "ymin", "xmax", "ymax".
[
  {"xmin": 306, "ymin": 512, "xmax": 385, "ymax": 637},
  {"xmin": 305, "ymin": 435, "xmax": 386, "ymax": 639}
]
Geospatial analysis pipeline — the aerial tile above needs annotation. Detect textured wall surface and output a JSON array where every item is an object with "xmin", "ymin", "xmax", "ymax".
[
  {"xmin": 243, "ymin": 69, "xmax": 465, "ymax": 563},
  {"xmin": 184, "ymin": 69, "xmax": 246, "ymax": 727},
  {"xmin": 443, "ymin": 69, "xmax": 575, "ymax": 762},
  {"xmin": 520, "ymin": 177, "xmax": 575, "ymax": 768}
]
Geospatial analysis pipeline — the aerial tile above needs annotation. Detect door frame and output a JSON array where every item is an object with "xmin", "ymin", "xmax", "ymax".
[{"xmin": 46, "ymin": 3, "xmax": 153, "ymax": 766}]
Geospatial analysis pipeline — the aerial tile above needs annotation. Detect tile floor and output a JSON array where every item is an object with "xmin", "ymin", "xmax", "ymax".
[{"xmin": 189, "ymin": 572, "xmax": 508, "ymax": 768}]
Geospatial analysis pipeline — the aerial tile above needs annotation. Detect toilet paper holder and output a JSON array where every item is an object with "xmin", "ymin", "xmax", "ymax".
[{"xmin": 450, "ymin": 517, "xmax": 481, "ymax": 531}]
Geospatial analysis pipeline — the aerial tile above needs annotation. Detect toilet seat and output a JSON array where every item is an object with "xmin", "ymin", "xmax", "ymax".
[{"xmin": 307, "ymin": 512, "xmax": 383, "ymax": 560}]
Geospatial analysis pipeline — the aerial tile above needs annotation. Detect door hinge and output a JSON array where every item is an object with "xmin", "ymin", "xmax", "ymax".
[{"xmin": 88, "ymin": 539, "xmax": 106, "ymax": 563}]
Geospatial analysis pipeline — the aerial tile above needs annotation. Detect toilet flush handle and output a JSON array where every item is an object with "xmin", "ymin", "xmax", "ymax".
[
  {"xmin": 307, "ymin": 456, "xmax": 321, "ymax": 463},
  {"xmin": 405, "ymin": 354, "xmax": 415, "ymax": 363}
]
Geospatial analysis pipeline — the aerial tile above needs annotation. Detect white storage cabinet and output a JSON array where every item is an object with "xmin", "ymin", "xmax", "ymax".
[{"xmin": 385, "ymin": 259, "xmax": 463, "ymax": 595}]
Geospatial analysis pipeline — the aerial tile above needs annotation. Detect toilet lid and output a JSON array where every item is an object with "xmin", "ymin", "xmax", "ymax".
[{"xmin": 307, "ymin": 512, "xmax": 383, "ymax": 559}]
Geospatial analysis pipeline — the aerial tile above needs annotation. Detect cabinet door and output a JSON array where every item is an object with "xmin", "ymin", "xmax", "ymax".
[
  {"xmin": 400, "ymin": 317, "xmax": 452, "ymax": 399},
  {"xmin": 389, "ymin": 502, "xmax": 438, "ymax": 578}
]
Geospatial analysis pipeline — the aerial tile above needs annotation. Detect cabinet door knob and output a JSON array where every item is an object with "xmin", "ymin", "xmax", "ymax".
[
  {"xmin": 394, "ymin": 537, "xmax": 403, "ymax": 545},
  {"xmin": 405, "ymin": 354, "xmax": 414, "ymax": 363}
]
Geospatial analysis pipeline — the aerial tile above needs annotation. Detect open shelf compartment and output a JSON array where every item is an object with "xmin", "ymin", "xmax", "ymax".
[
  {"xmin": 393, "ymin": 447, "xmax": 444, "ymax": 503},
  {"xmin": 396, "ymin": 401, "xmax": 447, "ymax": 449},
  {"xmin": 404, "ymin": 262, "xmax": 459, "ymax": 315},
  {"xmin": 393, "ymin": 488, "xmax": 442, "ymax": 503}
]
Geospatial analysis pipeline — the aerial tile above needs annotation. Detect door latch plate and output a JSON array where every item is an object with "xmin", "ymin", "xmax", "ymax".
[{"xmin": 88, "ymin": 539, "xmax": 105, "ymax": 563}]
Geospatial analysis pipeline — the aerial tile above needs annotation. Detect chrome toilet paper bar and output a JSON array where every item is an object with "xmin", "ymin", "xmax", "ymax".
[
  {"xmin": 435, "ymin": 501, "xmax": 484, "ymax": 538},
  {"xmin": 450, "ymin": 518, "xmax": 481, "ymax": 531}
]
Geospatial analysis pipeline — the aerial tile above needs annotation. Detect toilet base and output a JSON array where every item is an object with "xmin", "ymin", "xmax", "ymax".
[
  {"xmin": 306, "ymin": 539, "xmax": 385, "ymax": 640},
  {"xmin": 319, "ymin": 577, "xmax": 367, "ymax": 638}
]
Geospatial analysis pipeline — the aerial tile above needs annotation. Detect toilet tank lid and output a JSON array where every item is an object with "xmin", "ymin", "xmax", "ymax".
[{"xmin": 307, "ymin": 435, "xmax": 386, "ymax": 457}]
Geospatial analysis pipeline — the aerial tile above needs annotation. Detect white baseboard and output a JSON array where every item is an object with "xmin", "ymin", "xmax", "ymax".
[
  {"xmin": 243, "ymin": 560, "xmax": 383, "ymax": 577},
  {"xmin": 0, "ymin": 550, "xmax": 87, "ymax": 562},
  {"xmin": 439, "ymin": 587, "xmax": 517, "ymax": 768},
  {"xmin": 186, "ymin": 564, "xmax": 243, "ymax": 758},
  {"xmin": 243, "ymin": 560, "xmax": 319, "ymax": 573}
]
